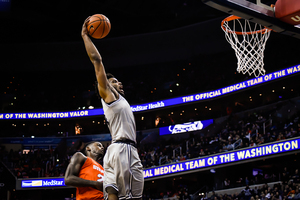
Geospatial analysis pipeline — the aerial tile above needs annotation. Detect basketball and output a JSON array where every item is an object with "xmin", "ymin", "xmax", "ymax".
[{"xmin": 87, "ymin": 14, "xmax": 111, "ymax": 39}]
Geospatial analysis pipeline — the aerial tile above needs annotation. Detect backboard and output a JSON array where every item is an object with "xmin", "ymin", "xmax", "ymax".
[{"xmin": 202, "ymin": 0, "xmax": 300, "ymax": 39}]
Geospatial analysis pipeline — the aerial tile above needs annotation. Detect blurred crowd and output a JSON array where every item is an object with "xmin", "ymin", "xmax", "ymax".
[
  {"xmin": 1, "ymin": 147, "xmax": 66, "ymax": 178},
  {"xmin": 141, "ymin": 167, "xmax": 300, "ymax": 200},
  {"xmin": 208, "ymin": 174, "xmax": 300, "ymax": 200},
  {"xmin": 138, "ymin": 112, "xmax": 300, "ymax": 168},
  {"xmin": 143, "ymin": 184, "xmax": 192, "ymax": 200}
]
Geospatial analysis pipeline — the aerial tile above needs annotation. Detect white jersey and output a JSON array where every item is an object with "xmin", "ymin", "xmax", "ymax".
[
  {"xmin": 101, "ymin": 95, "xmax": 136, "ymax": 143},
  {"xmin": 101, "ymin": 94, "xmax": 144, "ymax": 200}
]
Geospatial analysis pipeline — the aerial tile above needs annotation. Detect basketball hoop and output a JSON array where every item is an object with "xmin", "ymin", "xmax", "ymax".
[{"xmin": 221, "ymin": 15, "xmax": 272, "ymax": 77}]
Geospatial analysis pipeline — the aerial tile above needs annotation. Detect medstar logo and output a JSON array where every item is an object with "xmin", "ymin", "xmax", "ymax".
[{"xmin": 42, "ymin": 180, "xmax": 64, "ymax": 186}]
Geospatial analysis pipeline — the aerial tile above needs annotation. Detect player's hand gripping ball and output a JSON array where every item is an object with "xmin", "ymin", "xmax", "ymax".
[{"xmin": 87, "ymin": 14, "xmax": 111, "ymax": 39}]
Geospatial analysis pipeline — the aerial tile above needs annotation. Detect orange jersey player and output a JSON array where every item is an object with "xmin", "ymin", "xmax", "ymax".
[{"xmin": 65, "ymin": 141, "xmax": 104, "ymax": 200}]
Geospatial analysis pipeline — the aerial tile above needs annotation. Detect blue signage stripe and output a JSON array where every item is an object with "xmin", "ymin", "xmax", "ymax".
[
  {"xmin": 1, "ymin": 64, "xmax": 300, "ymax": 120},
  {"xmin": 21, "ymin": 178, "xmax": 65, "ymax": 188},
  {"xmin": 143, "ymin": 138, "xmax": 300, "ymax": 179}
]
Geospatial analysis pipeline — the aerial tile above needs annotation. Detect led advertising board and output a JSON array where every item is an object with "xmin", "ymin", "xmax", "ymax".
[
  {"xmin": 143, "ymin": 138, "xmax": 300, "ymax": 179},
  {"xmin": 21, "ymin": 178, "xmax": 65, "ymax": 188},
  {"xmin": 159, "ymin": 119, "xmax": 213, "ymax": 135},
  {"xmin": 1, "ymin": 64, "xmax": 300, "ymax": 120}
]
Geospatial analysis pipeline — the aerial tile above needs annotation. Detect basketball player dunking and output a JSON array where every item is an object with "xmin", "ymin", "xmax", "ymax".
[{"xmin": 81, "ymin": 17, "xmax": 144, "ymax": 200}]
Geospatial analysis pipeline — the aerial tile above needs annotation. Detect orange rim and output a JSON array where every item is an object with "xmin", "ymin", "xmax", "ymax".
[{"xmin": 221, "ymin": 15, "xmax": 272, "ymax": 35}]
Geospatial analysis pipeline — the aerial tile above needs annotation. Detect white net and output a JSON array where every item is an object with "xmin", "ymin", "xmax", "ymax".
[{"xmin": 221, "ymin": 15, "xmax": 272, "ymax": 77}]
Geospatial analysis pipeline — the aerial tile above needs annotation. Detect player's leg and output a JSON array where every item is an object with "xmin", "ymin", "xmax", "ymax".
[
  {"xmin": 104, "ymin": 145, "xmax": 119, "ymax": 200},
  {"xmin": 108, "ymin": 194, "xmax": 118, "ymax": 200},
  {"xmin": 107, "ymin": 187, "xmax": 118, "ymax": 200},
  {"xmin": 130, "ymin": 146, "xmax": 144, "ymax": 199}
]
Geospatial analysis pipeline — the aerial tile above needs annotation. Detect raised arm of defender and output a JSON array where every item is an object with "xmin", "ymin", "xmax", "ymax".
[{"xmin": 81, "ymin": 17, "xmax": 117, "ymax": 103}]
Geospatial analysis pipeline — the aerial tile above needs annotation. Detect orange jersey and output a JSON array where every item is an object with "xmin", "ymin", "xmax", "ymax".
[{"xmin": 76, "ymin": 157, "xmax": 104, "ymax": 200}]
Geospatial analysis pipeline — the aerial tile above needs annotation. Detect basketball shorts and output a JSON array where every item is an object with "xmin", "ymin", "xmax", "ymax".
[{"xmin": 103, "ymin": 142, "xmax": 144, "ymax": 200}]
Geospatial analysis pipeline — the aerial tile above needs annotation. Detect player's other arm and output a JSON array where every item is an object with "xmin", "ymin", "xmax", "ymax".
[
  {"xmin": 81, "ymin": 17, "xmax": 112, "ymax": 102},
  {"xmin": 64, "ymin": 152, "xmax": 103, "ymax": 191}
]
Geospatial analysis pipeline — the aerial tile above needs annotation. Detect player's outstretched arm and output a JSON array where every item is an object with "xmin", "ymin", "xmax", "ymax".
[
  {"xmin": 64, "ymin": 152, "xmax": 103, "ymax": 191},
  {"xmin": 81, "ymin": 17, "xmax": 111, "ymax": 102}
]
